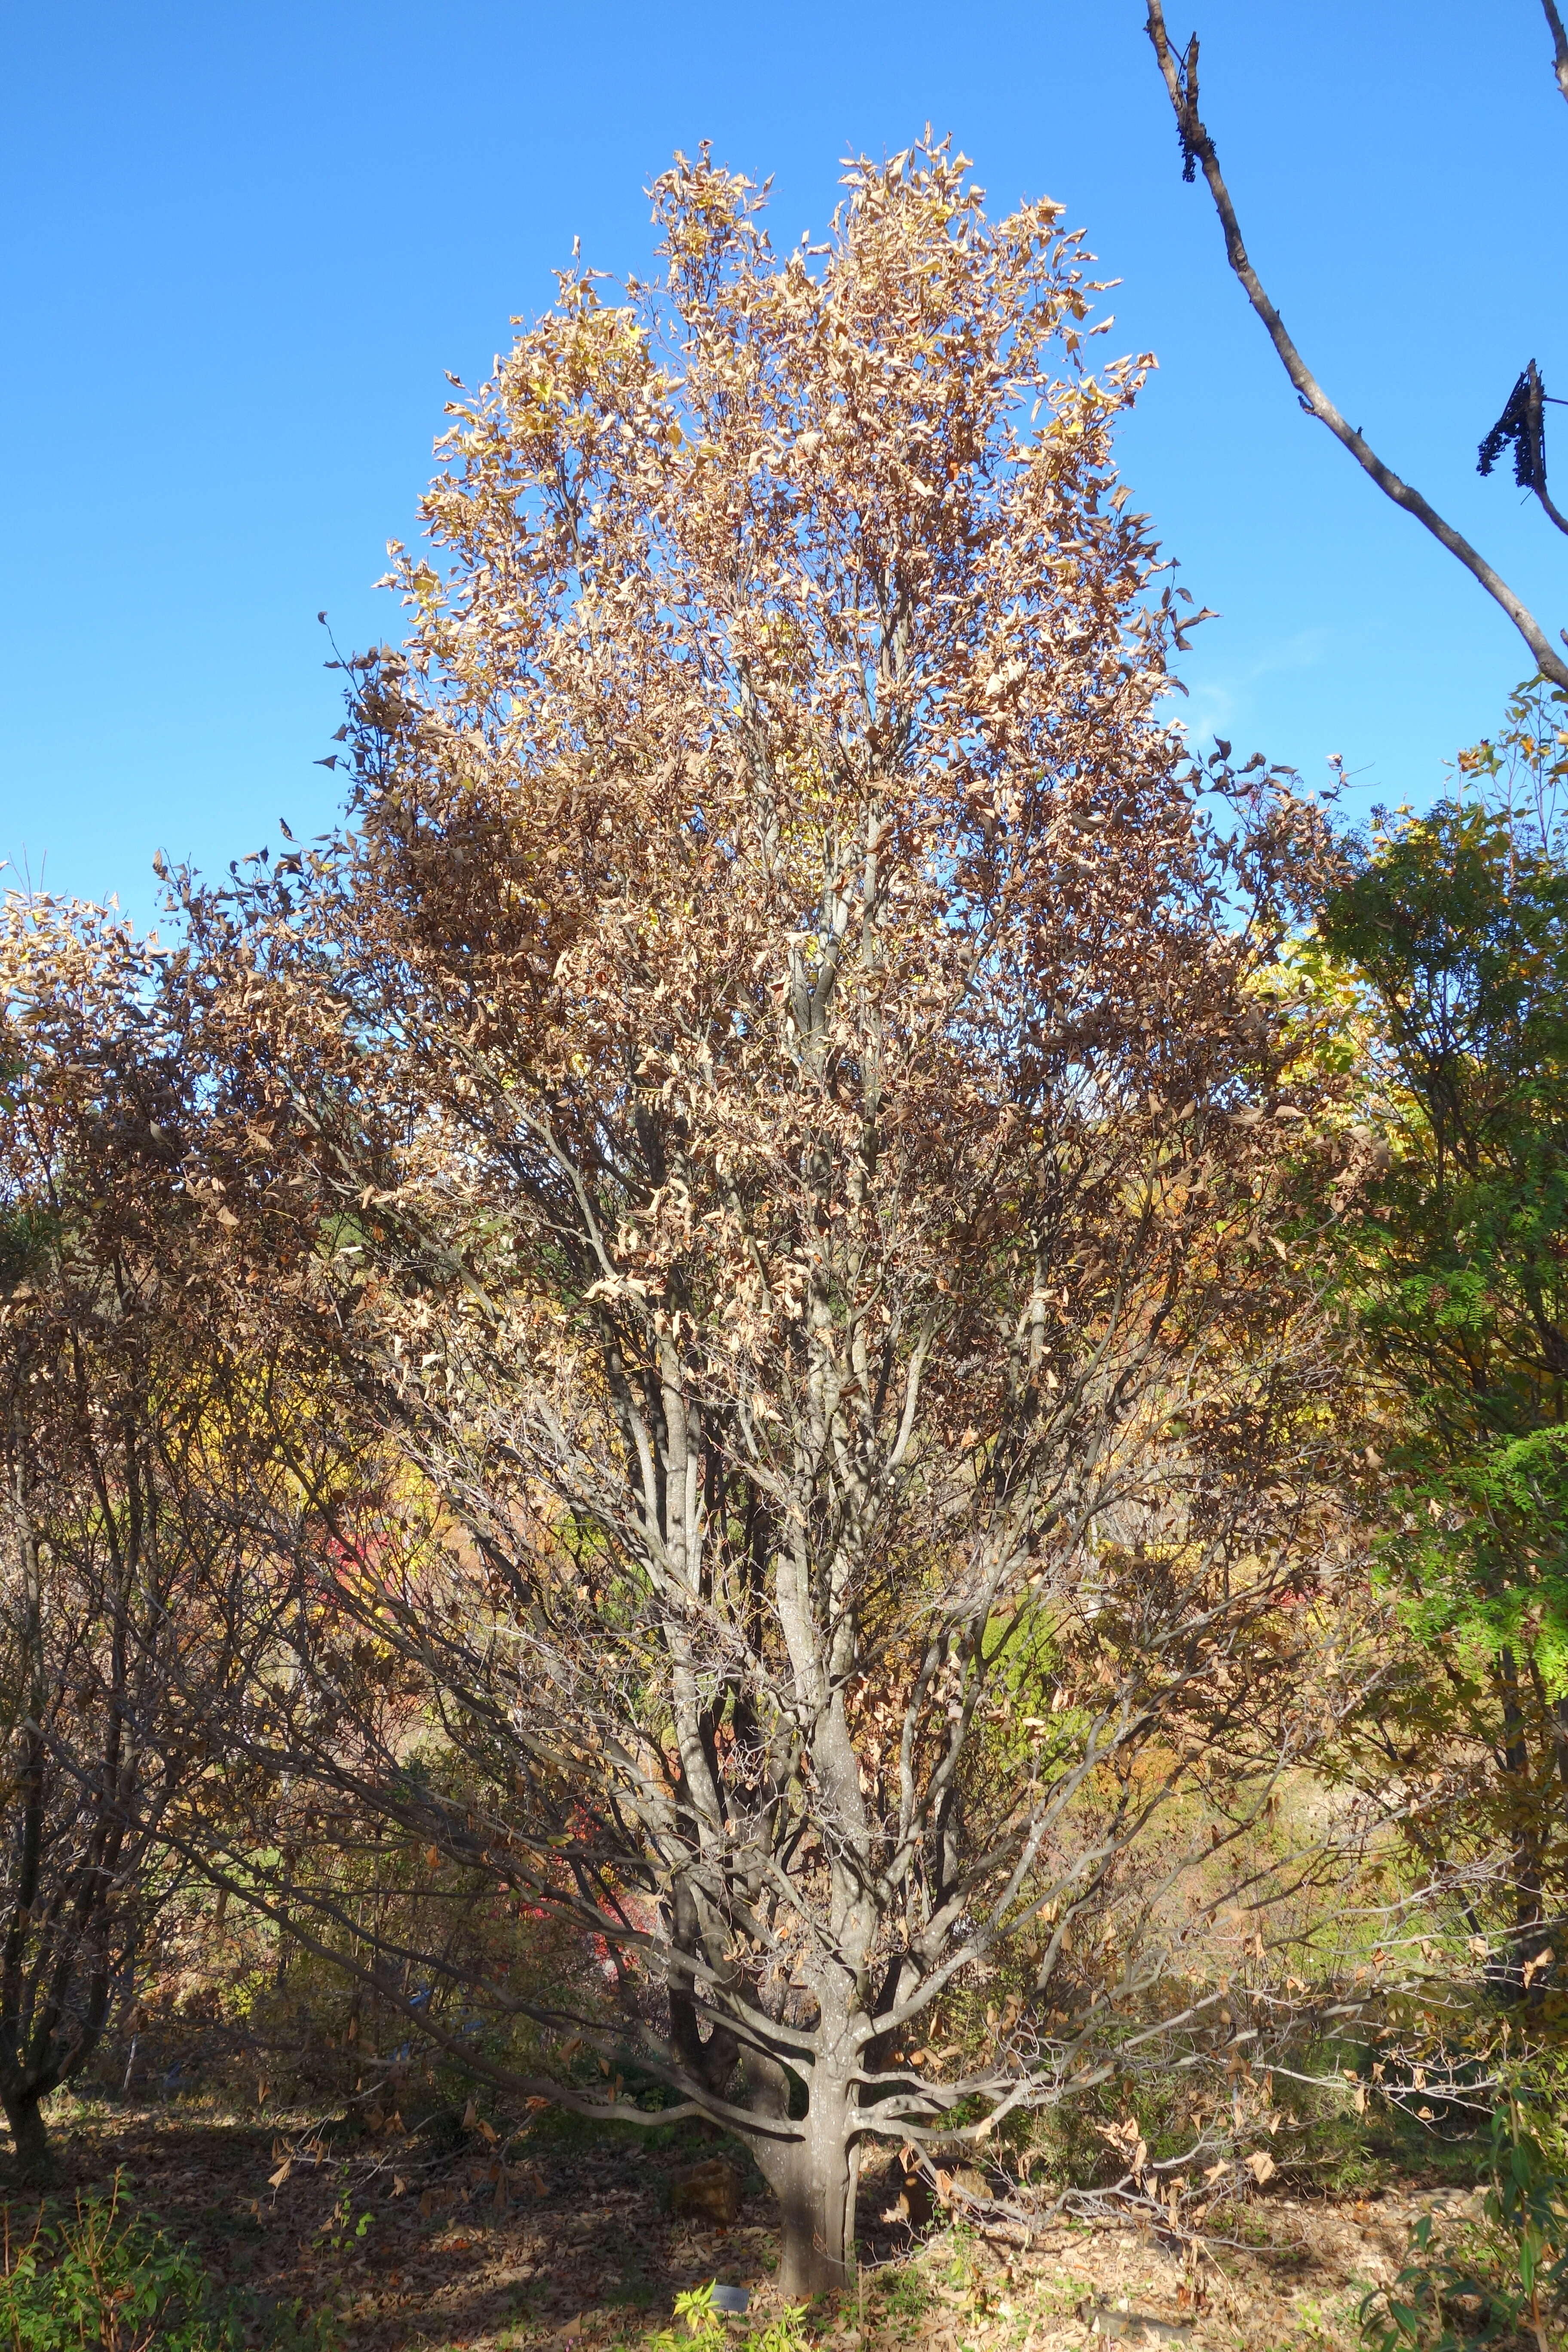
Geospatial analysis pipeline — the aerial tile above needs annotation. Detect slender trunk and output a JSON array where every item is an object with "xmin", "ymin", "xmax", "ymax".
[
  {"xmin": 1497, "ymin": 1649, "xmax": 1545, "ymax": 1985},
  {"xmin": 761, "ymin": 2064, "xmax": 858, "ymax": 2300},
  {"xmin": 4, "ymin": 2091, "xmax": 53, "ymax": 2187}
]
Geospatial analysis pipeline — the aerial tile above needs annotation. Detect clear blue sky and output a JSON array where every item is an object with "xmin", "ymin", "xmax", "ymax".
[{"xmin": 4, "ymin": 1, "xmax": 1565, "ymax": 924}]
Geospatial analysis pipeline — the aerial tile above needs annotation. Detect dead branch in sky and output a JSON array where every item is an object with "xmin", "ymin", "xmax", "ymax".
[{"xmin": 1144, "ymin": 1, "xmax": 1568, "ymax": 692}]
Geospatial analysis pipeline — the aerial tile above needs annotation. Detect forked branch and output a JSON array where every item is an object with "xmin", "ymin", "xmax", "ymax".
[{"xmin": 1144, "ymin": 1, "xmax": 1568, "ymax": 692}]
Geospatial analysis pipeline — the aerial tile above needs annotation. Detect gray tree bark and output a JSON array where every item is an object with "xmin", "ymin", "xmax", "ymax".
[{"xmin": 751, "ymin": 2063, "xmax": 859, "ymax": 2298}]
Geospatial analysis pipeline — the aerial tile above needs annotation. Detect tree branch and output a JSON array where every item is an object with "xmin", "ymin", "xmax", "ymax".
[
  {"xmin": 1544, "ymin": 0, "xmax": 1568, "ymax": 109},
  {"xmin": 1144, "ymin": 1, "xmax": 1568, "ymax": 691}
]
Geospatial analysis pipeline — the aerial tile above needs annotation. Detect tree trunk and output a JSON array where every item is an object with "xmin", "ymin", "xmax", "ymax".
[
  {"xmin": 764, "ymin": 2068, "xmax": 858, "ymax": 2300},
  {"xmin": 1497, "ymin": 1649, "xmax": 1547, "ymax": 1991},
  {"xmin": 4, "ymin": 2092, "xmax": 54, "ymax": 2187}
]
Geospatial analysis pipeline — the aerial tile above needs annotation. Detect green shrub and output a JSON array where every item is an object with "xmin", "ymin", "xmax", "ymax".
[
  {"xmin": 0, "ymin": 2177, "xmax": 337, "ymax": 2352},
  {"xmin": 1360, "ymin": 2099, "xmax": 1568, "ymax": 2351},
  {"xmin": 649, "ymin": 2282, "xmax": 812, "ymax": 2352}
]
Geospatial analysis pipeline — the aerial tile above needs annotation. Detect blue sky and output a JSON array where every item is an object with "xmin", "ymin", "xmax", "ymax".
[{"xmin": 4, "ymin": 1, "xmax": 1565, "ymax": 924}]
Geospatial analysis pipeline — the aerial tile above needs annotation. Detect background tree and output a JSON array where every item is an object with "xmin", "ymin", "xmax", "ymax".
[
  {"xmin": 0, "ymin": 897, "xmax": 285, "ymax": 2180},
  {"xmin": 1313, "ymin": 683, "xmax": 1568, "ymax": 1967},
  {"xmin": 185, "ymin": 143, "xmax": 1374, "ymax": 2290}
]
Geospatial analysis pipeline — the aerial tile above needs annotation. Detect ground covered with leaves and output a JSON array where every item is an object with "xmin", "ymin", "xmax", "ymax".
[{"xmin": 0, "ymin": 2096, "xmax": 1522, "ymax": 2352}]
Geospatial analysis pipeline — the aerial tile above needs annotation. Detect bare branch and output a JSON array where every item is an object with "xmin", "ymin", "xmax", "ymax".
[
  {"xmin": 1544, "ymin": 0, "xmax": 1568, "ymax": 108},
  {"xmin": 1144, "ymin": 1, "xmax": 1568, "ymax": 690}
]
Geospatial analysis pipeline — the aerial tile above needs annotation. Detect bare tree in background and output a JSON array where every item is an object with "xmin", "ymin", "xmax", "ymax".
[
  {"xmin": 0, "ymin": 900, "xmax": 278, "ymax": 2180},
  {"xmin": 1145, "ymin": 2, "xmax": 1568, "ymax": 690}
]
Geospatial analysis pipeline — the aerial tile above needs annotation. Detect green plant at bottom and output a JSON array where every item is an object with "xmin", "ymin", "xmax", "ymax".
[
  {"xmin": 1360, "ymin": 2100, "xmax": 1568, "ymax": 2352},
  {"xmin": 311, "ymin": 2171, "xmax": 371, "ymax": 2260},
  {"xmin": 750, "ymin": 2302, "xmax": 811, "ymax": 2352},
  {"xmin": 651, "ymin": 2283, "xmax": 728, "ymax": 2352},
  {"xmin": 650, "ymin": 2282, "xmax": 812, "ymax": 2352},
  {"xmin": 0, "ymin": 2174, "xmax": 339, "ymax": 2352}
]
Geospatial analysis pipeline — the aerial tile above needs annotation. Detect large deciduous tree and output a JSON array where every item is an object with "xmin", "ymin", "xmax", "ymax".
[{"xmin": 202, "ymin": 144, "xmax": 1365, "ymax": 2288}]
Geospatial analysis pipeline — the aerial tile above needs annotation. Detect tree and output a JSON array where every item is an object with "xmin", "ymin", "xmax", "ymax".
[
  {"xmin": 1144, "ymin": 2, "xmax": 1568, "ymax": 692},
  {"xmin": 198, "ymin": 142, "xmax": 1366, "ymax": 2290},
  {"xmin": 1314, "ymin": 683, "xmax": 1568, "ymax": 1961},
  {"xmin": 0, "ymin": 897, "xmax": 277, "ymax": 2179}
]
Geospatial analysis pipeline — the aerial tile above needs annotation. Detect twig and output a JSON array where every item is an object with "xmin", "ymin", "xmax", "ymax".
[{"xmin": 1143, "ymin": 2, "xmax": 1568, "ymax": 691}]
